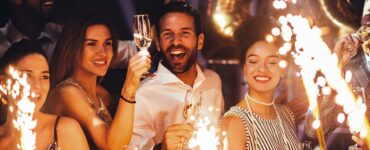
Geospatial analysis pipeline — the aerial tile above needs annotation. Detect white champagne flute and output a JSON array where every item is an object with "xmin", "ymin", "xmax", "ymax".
[
  {"xmin": 183, "ymin": 89, "xmax": 201, "ymax": 123},
  {"xmin": 132, "ymin": 14, "xmax": 152, "ymax": 77}
]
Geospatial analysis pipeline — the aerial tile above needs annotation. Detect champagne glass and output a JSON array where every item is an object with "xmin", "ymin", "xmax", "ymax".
[
  {"xmin": 300, "ymin": 141, "xmax": 312, "ymax": 150},
  {"xmin": 183, "ymin": 89, "xmax": 201, "ymax": 123},
  {"xmin": 132, "ymin": 14, "xmax": 152, "ymax": 77}
]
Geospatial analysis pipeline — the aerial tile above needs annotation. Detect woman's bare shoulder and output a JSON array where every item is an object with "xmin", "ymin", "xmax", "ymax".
[
  {"xmin": 50, "ymin": 84, "xmax": 87, "ymax": 103},
  {"xmin": 57, "ymin": 116, "xmax": 83, "ymax": 132}
]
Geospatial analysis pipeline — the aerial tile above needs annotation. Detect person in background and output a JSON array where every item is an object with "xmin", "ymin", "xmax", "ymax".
[{"xmin": 0, "ymin": 0, "xmax": 62, "ymax": 60}]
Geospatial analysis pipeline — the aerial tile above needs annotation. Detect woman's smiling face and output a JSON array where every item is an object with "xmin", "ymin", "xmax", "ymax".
[{"xmin": 243, "ymin": 41, "xmax": 284, "ymax": 93}]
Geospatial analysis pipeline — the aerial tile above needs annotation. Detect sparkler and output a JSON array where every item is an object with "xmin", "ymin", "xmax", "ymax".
[
  {"xmin": 0, "ymin": 67, "xmax": 37, "ymax": 150},
  {"xmin": 187, "ymin": 116, "xmax": 224, "ymax": 150},
  {"xmin": 272, "ymin": 0, "xmax": 370, "ymax": 149}
]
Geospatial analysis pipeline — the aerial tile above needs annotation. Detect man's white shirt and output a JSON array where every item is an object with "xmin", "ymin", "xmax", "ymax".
[{"xmin": 130, "ymin": 63, "xmax": 224, "ymax": 149}]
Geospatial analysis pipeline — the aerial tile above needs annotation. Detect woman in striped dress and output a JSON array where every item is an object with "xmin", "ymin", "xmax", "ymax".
[{"xmin": 221, "ymin": 17, "xmax": 301, "ymax": 150}]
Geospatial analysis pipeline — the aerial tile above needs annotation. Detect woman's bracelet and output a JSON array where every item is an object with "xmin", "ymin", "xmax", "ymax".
[{"xmin": 120, "ymin": 95, "xmax": 136, "ymax": 104}]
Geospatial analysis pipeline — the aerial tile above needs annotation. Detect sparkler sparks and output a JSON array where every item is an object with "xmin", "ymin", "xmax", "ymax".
[
  {"xmin": 272, "ymin": 0, "xmax": 370, "ymax": 149},
  {"xmin": 0, "ymin": 67, "xmax": 37, "ymax": 150},
  {"xmin": 188, "ymin": 117, "xmax": 223, "ymax": 150}
]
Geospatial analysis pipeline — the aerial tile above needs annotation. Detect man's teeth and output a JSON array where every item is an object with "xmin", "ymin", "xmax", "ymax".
[
  {"xmin": 43, "ymin": 1, "xmax": 54, "ymax": 6},
  {"xmin": 170, "ymin": 51, "xmax": 185, "ymax": 55},
  {"xmin": 255, "ymin": 76, "xmax": 270, "ymax": 81},
  {"xmin": 93, "ymin": 60, "xmax": 106, "ymax": 64}
]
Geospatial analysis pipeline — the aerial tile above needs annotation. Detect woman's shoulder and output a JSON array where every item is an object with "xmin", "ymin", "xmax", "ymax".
[
  {"xmin": 48, "ymin": 84, "xmax": 92, "ymax": 115},
  {"xmin": 276, "ymin": 104, "xmax": 294, "ymax": 115},
  {"xmin": 223, "ymin": 102, "xmax": 248, "ymax": 124},
  {"xmin": 57, "ymin": 116, "xmax": 82, "ymax": 132},
  {"xmin": 222, "ymin": 114, "xmax": 244, "ymax": 125},
  {"xmin": 51, "ymin": 83, "xmax": 86, "ymax": 101},
  {"xmin": 276, "ymin": 104, "xmax": 296, "ymax": 124},
  {"xmin": 224, "ymin": 101, "xmax": 248, "ymax": 116}
]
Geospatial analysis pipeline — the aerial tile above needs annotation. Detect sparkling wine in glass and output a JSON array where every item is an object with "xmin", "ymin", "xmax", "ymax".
[
  {"xmin": 183, "ymin": 90, "xmax": 201, "ymax": 123},
  {"xmin": 133, "ymin": 14, "xmax": 152, "ymax": 77}
]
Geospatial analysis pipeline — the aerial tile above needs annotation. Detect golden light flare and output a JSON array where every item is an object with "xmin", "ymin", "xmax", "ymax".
[
  {"xmin": 272, "ymin": 27, "xmax": 281, "ymax": 36},
  {"xmin": 337, "ymin": 113, "xmax": 345, "ymax": 124},
  {"xmin": 312, "ymin": 119, "xmax": 321, "ymax": 129},
  {"xmin": 265, "ymin": 34, "xmax": 274, "ymax": 43},
  {"xmin": 273, "ymin": 0, "xmax": 287, "ymax": 9},
  {"xmin": 345, "ymin": 70, "xmax": 352, "ymax": 83},
  {"xmin": 279, "ymin": 60, "xmax": 288, "ymax": 68}
]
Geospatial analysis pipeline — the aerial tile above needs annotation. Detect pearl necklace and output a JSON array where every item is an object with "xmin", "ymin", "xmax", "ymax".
[
  {"xmin": 245, "ymin": 94, "xmax": 289, "ymax": 150},
  {"xmin": 246, "ymin": 94, "xmax": 275, "ymax": 106}
]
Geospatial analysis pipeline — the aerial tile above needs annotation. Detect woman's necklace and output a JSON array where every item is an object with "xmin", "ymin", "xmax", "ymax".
[
  {"xmin": 245, "ymin": 94, "xmax": 288, "ymax": 150},
  {"xmin": 246, "ymin": 94, "xmax": 275, "ymax": 106}
]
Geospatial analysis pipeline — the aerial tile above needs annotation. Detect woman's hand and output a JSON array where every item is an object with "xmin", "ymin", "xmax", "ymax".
[{"xmin": 121, "ymin": 51, "xmax": 151, "ymax": 99}]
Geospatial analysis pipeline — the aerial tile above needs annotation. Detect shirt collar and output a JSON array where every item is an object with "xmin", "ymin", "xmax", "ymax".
[
  {"xmin": 0, "ymin": 20, "xmax": 55, "ymax": 43},
  {"xmin": 156, "ymin": 61, "xmax": 206, "ymax": 89}
]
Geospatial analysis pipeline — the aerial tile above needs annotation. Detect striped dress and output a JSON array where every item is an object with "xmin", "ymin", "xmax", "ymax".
[{"xmin": 223, "ymin": 105, "xmax": 301, "ymax": 150}]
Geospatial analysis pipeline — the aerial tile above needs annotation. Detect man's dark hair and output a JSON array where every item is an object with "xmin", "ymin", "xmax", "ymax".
[{"xmin": 155, "ymin": 1, "xmax": 202, "ymax": 37}]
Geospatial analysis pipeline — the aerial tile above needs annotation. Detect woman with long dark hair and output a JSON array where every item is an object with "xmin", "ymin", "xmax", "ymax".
[{"xmin": 43, "ymin": 14, "xmax": 151, "ymax": 149}]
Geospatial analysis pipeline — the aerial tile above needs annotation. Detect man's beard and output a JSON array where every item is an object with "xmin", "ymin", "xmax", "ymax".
[{"xmin": 160, "ymin": 44, "xmax": 198, "ymax": 74}]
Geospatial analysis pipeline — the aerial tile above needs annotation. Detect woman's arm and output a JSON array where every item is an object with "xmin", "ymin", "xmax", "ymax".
[
  {"xmin": 107, "ymin": 51, "xmax": 151, "ymax": 149},
  {"xmin": 221, "ymin": 116, "xmax": 247, "ymax": 150},
  {"xmin": 58, "ymin": 117, "xmax": 89, "ymax": 150}
]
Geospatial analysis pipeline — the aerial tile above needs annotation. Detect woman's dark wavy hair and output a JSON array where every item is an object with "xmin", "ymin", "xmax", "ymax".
[
  {"xmin": 234, "ymin": 16, "xmax": 282, "ymax": 66},
  {"xmin": 50, "ymin": 13, "xmax": 118, "ymax": 89},
  {"xmin": 0, "ymin": 40, "xmax": 48, "ymax": 75}
]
